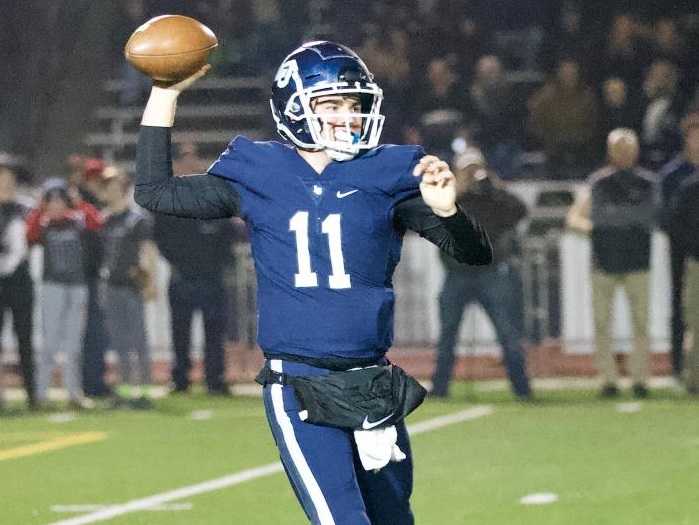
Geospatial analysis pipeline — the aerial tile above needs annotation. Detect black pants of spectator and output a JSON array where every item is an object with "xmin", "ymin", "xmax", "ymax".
[
  {"xmin": 432, "ymin": 264, "xmax": 531, "ymax": 399},
  {"xmin": 169, "ymin": 276, "xmax": 228, "ymax": 393},
  {"xmin": 82, "ymin": 279, "xmax": 111, "ymax": 397},
  {"xmin": 0, "ymin": 266, "xmax": 35, "ymax": 405},
  {"xmin": 669, "ymin": 238, "xmax": 687, "ymax": 377}
]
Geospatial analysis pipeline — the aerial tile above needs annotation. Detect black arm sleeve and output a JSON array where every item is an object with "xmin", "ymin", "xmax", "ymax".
[
  {"xmin": 134, "ymin": 126, "xmax": 241, "ymax": 219},
  {"xmin": 393, "ymin": 196, "xmax": 493, "ymax": 265}
]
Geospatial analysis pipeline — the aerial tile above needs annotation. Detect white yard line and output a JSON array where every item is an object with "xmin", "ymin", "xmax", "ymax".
[
  {"xmin": 408, "ymin": 406, "xmax": 493, "ymax": 434},
  {"xmin": 45, "ymin": 406, "xmax": 493, "ymax": 525},
  {"xmin": 519, "ymin": 492, "xmax": 559, "ymax": 505},
  {"xmin": 51, "ymin": 503, "xmax": 192, "ymax": 513}
]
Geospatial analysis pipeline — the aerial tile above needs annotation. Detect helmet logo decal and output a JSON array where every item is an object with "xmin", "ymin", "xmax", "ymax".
[{"xmin": 274, "ymin": 60, "xmax": 296, "ymax": 89}]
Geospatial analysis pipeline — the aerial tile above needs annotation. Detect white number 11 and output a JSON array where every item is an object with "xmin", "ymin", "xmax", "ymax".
[{"xmin": 289, "ymin": 211, "xmax": 351, "ymax": 289}]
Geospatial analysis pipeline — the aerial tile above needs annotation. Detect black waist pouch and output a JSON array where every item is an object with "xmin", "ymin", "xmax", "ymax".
[{"xmin": 286, "ymin": 365, "xmax": 426, "ymax": 431}]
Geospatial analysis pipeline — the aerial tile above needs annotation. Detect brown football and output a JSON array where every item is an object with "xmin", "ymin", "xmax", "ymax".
[{"xmin": 124, "ymin": 15, "xmax": 218, "ymax": 82}]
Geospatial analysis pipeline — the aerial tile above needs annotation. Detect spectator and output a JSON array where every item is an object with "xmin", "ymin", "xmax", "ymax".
[
  {"xmin": 431, "ymin": 148, "xmax": 531, "ymax": 400},
  {"xmin": 599, "ymin": 77, "xmax": 642, "ymax": 144},
  {"xmin": 114, "ymin": 0, "xmax": 151, "ymax": 105},
  {"xmin": 173, "ymin": 141, "xmax": 210, "ymax": 175},
  {"xmin": 156, "ymin": 140, "xmax": 239, "ymax": 395},
  {"xmin": 650, "ymin": 17, "xmax": 688, "ymax": 75},
  {"xmin": 153, "ymin": 211, "xmax": 238, "ymax": 396},
  {"xmin": 66, "ymin": 155, "xmax": 111, "ymax": 399},
  {"xmin": 597, "ymin": 13, "xmax": 651, "ymax": 89},
  {"xmin": 640, "ymin": 59, "xmax": 684, "ymax": 170},
  {"xmin": 479, "ymin": 0, "xmax": 545, "ymax": 71},
  {"xmin": 668, "ymin": 174, "xmax": 699, "ymax": 393},
  {"xmin": 451, "ymin": 16, "xmax": 490, "ymax": 79},
  {"xmin": 528, "ymin": 57, "xmax": 599, "ymax": 178},
  {"xmin": 566, "ymin": 129, "xmax": 656, "ymax": 398},
  {"xmin": 27, "ymin": 179, "xmax": 102, "ymax": 409},
  {"xmin": 0, "ymin": 166, "xmax": 35, "ymax": 410},
  {"xmin": 98, "ymin": 167, "xmax": 157, "ymax": 408},
  {"xmin": 657, "ymin": 113, "xmax": 699, "ymax": 379},
  {"xmin": 67, "ymin": 155, "xmax": 105, "ymax": 208},
  {"xmin": 408, "ymin": 57, "xmax": 469, "ymax": 159},
  {"xmin": 540, "ymin": 1, "xmax": 589, "ymax": 73},
  {"xmin": 469, "ymin": 55, "xmax": 521, "ymax": 179},
  {"xmin": 205, "ymin": 0, "xmax": 261, "ymax": 75},
  {"xmin": 359, "ymin": 28, "xmax": 412, "ymax": 143}
]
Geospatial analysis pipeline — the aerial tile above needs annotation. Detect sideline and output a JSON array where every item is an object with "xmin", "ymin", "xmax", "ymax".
[{"xmin": 46, "ymin": 406, "xmax": 494, "ymax": 525}]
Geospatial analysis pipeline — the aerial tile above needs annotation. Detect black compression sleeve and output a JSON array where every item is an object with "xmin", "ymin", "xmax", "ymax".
[
  {"xmin": 393, "ymin": 196, "xmax": 492, "ymax": 265},
  {"xmin": 134, "ymin": 126, "xmax": 241, "ymax": 219}
]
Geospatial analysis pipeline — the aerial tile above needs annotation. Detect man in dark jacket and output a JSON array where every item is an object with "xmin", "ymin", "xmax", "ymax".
[
  {"xmin": 431, "ymin": 149, "xmax": 531, "ymax": 399},
  {"xmin": 669, "ymin": 175, "xmax": 699, "ymax": 393},
  {"xmin": 154, "ymin": 214, "xmax": 238, "ymax": 395},
  {"xmin": 67, "ymin": 155, "xmax": 111, "ymax": 398},
  {"xmin": 658, "ymin": 113, "xmax": 699, "ymax": 379},
  {"xmin": 0, "ymin": 166, "xmax": 35, "ymax": 409}
]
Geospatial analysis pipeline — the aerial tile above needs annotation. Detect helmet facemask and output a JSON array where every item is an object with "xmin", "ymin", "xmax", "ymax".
[{"xmin": 308, "ymin": 91, "xmax": 384, "ymax": 161}]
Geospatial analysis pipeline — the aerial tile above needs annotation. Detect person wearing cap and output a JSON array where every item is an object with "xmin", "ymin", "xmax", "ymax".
[
  {"xmin": 26, "ymin": 178, "xmax": 102, "ymax": 409},
  {"xmin": 657, "ymin": 113, "xmax": 699, "ymax": 381},
  {"xmin": 98, "ymin": 166, "xmax": 158, "ymax": 408},
  {"xmin": 567, "ymin": 128, "xmax": 657, "ymax": 398},
  {"xmin": 0, "ymin": 165, "xmax": 35, "ymax": 409},
  {"xmin": 431, "ymin": 148, "xmax": 531, "ymax": 400},
  {"xmin": 67, "ymin": 155, "xmax": 106, "ymax": 208}
]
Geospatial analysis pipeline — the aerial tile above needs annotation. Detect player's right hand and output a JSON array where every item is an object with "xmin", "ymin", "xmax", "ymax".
[{"xmin": 154, "ymin": 64, "xmax": 211, "ymax": 94}]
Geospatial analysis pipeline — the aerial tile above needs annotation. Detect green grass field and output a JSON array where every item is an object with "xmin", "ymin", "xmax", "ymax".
[{"xmin": 2, "ymin": 383, "xmax": 698, "ymax": 525}]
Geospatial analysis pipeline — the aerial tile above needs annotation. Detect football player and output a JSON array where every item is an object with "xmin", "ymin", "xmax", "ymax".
[{"xmin": 134, "ymin": 41, "xmax": 492, "ymax": 525}]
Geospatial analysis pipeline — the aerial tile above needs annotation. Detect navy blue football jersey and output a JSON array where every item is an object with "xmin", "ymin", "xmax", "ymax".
[{"xmin": 208, "ymin": 137, "xmax": 423, "ymax": 360}]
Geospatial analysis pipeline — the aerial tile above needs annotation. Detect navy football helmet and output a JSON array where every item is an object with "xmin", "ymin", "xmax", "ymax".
[{"xmin": 270, "ymin": 41, "xmax": 384, "ymax": 160}]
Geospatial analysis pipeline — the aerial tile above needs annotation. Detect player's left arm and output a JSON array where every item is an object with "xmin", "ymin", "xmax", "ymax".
[{"xmin": 395, "ymin": 156, "xmax": 492, "ymax": 265}]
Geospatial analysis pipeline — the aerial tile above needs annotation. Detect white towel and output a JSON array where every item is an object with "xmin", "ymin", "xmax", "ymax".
[{"xmin": 353, "ymin": 425, "xmax": 407, "ymax": 472}]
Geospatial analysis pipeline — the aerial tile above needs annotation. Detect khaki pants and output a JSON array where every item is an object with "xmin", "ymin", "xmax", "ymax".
[
  {"xmin": 36, "ymin": 282, "xmax": 88, "ymax": 401},
  {"xmin": 592, "ymin": 271, "xmax": 649, "ymax": 385},
  {"xmin": 685, "ymin": 259, "xmax": 699, "ymax": 390}
]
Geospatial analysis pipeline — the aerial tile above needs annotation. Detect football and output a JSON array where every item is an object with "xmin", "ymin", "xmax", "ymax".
[{"xmin": 124, "ymin": 15, "xmax": 218, "ymax": 82}]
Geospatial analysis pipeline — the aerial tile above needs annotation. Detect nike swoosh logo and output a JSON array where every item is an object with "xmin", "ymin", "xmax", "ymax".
[
  {"xmin": 361, "ymin": 413, "xmax": 393, "ymax": 430},
  {"xmin": 336, "ymin": 189, "xmax": 359, "ymax": 199}
]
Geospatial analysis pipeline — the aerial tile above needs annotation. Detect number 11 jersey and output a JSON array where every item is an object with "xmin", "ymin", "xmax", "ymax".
[{"xmin": 208, "ymin": 136, "xmax": 423, "ymax": 360}]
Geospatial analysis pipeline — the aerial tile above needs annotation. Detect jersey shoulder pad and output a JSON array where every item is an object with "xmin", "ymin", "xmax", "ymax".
[
  {"xmin": 207, "ymin": 136, "xmax": 283, "ymax": 187},
  {"xmin": 361, "ymin": 144, "xmax": 425, "ymax": 195}
]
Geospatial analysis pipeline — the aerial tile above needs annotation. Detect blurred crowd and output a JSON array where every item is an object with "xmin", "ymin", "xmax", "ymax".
[
  {"xmin": 0, "ymin": 149, "xmax": 248, "ymax": 410},
  {"xmin": 114, "ymin": 1, "xmax": 699, "ymax": 180}
]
